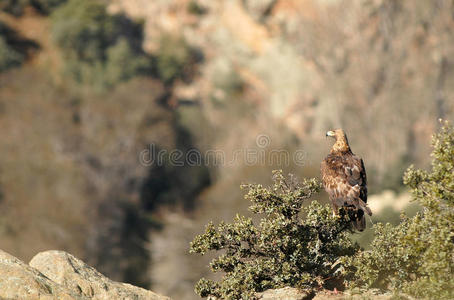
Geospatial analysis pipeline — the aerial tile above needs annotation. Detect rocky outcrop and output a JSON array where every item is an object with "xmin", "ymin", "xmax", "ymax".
[
  {"xmin": 256, "ymin": 288, "xmax": 399, "ymax": 300},
  {"xmin": 256, "ymin": 287, "xmax": 311, "ymax": 299},
  {"xmin": 0, "ymin": 249, "xmax": 170, "ymax": 300},
  {"xmin": 0, "ymin": 249, "xmax": 82, "ymax": 300}
]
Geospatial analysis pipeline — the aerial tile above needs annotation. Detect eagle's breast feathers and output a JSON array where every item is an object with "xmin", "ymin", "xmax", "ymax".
[{"xmin": 321, "ymin": 129, "xmax": 372, "ymax": 231}]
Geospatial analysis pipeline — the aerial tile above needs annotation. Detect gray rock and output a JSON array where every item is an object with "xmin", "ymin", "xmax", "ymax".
[
  {"xmin": 0, "ymin": 249, "xmax": 84, "ymax": 300},
  {"xmin": 29, "ymin": 250, "xmax": 170, "ymax": 300},
  {"xmin": 256, "ymin": 287, "xmax": 310, "ymax": 300},
  {"xmin": 256, "ymin": 287, "xmax": 401, "ymax": 300}
]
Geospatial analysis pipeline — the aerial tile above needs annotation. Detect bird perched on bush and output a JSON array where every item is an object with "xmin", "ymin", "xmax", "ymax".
[{"xmin": 321, "ymin": 129, "xmax": 372, "ymax": 231}]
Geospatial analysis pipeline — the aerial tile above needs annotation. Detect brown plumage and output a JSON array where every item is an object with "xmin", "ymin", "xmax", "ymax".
[{"xmin": 320, "ymin": 129, "xmax": 372, "ymax": 231}]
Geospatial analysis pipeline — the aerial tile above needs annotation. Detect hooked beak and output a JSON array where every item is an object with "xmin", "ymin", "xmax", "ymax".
[{"xmin": 326, "ymin": 131, "xmax": 335, "ymax": 137}]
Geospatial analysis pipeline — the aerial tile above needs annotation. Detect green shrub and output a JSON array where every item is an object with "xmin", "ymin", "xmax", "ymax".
[
  {"xmin": 52, "ymin": 0, "xmax": 198, "ymax": 88},
  {"xmin": 0, "ymin": 0, "xmax": 67, "ymax": 15},
  {"xmin": 0, "ymin": 36, "xmax": 22, "ymax": 71},
  {"xmin": 187, "ymin": 1, "xmax": 207, "ymax": 15},
  {"xmin": 51, "ymin": 0, "xmax": 151, "ymax": 87},
  {"xmin": 33, "ymin": 0, "xmax": 67, "ymax": 14},
  {"xmin": 190, "ymin": 170, "xmax": 359, "ymax": 299},
  {"xmin": 155, "ymin": 35, "xmax": 195, "ymax": 85},
  {"xmin": 344, "ymin": 120, "xmax": 454, "ymax": 299},
  {"xmin": 105, "ymin": 38, "xmax": 151, "ymax": 86},
  {"xmin": 0, "ymin": 22, "xmax": 24, "ymax": 72},
  {"xmin": 0, "ymin": 0, "xmax": 29, "ymax": 16},
  {"xmin": 51, "ymin": 0, "xmax": 115, "ymax": 63}
]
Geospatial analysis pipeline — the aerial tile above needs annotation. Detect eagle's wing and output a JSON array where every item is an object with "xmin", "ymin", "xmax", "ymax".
[
  {"xmin": 344, "ymin": 156, "xmax": 371, "ymax": 216},
  {"xmin": 321, "ymin": 154, "xmax": 372, "ymax": 217}
]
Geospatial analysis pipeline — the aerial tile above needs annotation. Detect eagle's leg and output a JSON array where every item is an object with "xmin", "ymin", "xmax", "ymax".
[{"xmin": 331, "ymin": 202, "xmax": 340, "ymax": 218}]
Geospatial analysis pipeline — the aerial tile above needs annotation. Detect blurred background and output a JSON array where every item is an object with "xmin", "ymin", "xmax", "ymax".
[{"xmin": 0, "ymin": 0, "xmax": 453, "ymax": 299}]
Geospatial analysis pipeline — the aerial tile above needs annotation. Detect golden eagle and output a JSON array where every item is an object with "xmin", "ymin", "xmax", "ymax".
[{"xmin": 321, "ymin": 129, "xmax": 372, "ymax": 231}]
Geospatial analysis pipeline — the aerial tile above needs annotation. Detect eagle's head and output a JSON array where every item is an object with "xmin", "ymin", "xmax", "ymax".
[{"xmin": 326, "ymin": 129, "xmax": 350, "ymax": 153}]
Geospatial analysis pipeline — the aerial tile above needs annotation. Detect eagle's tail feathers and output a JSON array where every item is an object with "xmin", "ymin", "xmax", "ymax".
[
  {"xmin": 358, "ymin": 199, "xmax": 372, "ymax": 216},
  {"xmin": 353, "ymin": 215, "xmax": 366, "ymax": 231}
]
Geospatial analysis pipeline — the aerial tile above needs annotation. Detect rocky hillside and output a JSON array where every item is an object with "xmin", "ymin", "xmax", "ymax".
[
  {"xmin": 0, "ymin": 249, "xmax": 169, "ymax": 299},
  {"xmin": 110, "ymin": 0, "xmax": 454, "ymax": 184}
]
